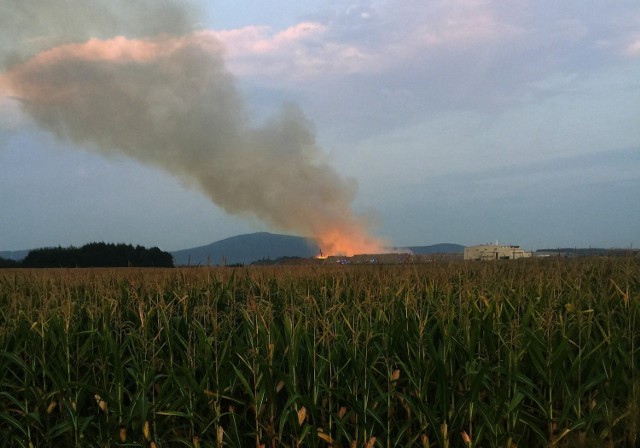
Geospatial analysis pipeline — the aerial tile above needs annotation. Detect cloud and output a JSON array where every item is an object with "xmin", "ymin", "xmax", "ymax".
[
  {"xmin": 411, "ymin": 5, "xmax": 523, "ymax": 47},
  {"xmin": 214, "ymin": 22, "xmax": 326, "ymax": 55},
  {"xmin": 627, "ymin": 37, "xmax": 640, "ymax": 56},
  {"xmin": 208, "ymin": 0, "xmax": 640, "ymax": 109},
  {"xmin": 212, "ymin": 22, "xmax": 374, "ymax": 81},
  {"xmin": 212, "ymin": 1, "xmax": 523, "ymax": 85}
]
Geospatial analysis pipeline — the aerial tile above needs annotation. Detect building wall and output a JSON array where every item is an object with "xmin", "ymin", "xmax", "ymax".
[{"xmin": 464, "ymin": 244, "xmax": 532, "ymax": 260}]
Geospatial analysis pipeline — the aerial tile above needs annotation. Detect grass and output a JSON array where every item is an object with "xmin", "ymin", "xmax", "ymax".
[{"xmin": 0, "ymin": 257, "xmax": 638, "ymax": 447}]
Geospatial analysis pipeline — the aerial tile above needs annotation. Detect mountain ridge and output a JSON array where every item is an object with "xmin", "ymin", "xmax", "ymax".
[
  {"xmin": 170, "ymin": 232, "xmax": 320, "ymax": 266},
  {"xmin": 170, "ymin": 232, "xmax": 464, "ymax": 266},
  {"xmin": 2, "ymin": 233, "xmax": 466, "ymax": 265}
]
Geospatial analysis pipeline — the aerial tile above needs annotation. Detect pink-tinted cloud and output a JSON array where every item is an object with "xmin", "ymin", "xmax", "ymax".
[
  {"xmin": 627, "ymin": 37, "xmax": 640, "ymax": 56},
  {"xmin": 208, "ymin": 3, "xmax": 522, "ymax": 85},
  {"xmin": 213, "ymin": 22, "xmax": 325, "ymax": 55},
  {"xmin": 211, "ymin": 22, "xmax": 374, "ymax": 82},
  {"xmin": 411, "ymin": 7, "xmax": 523, "ymax": 47}
]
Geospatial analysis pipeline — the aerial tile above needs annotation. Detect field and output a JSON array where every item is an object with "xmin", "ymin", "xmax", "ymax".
[{"xmin": 1, "ymin": 257, "xmax": 639, "ymax": 447}]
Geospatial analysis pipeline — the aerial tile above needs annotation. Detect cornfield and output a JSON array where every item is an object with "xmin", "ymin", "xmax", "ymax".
[{"xmin": 1, "ymin": 257, "xmax": 638, "ymax": 447}]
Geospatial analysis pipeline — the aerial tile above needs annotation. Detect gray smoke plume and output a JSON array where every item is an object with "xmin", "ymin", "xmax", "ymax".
[
  {"xmin": 2, "ymin": 1, "xmax": 384, "ymax": 254},
  {"xmin": 0, "ymin": 0, "xmax": 195, "ymax": 68}
]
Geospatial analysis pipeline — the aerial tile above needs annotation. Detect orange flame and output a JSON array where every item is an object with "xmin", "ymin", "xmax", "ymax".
[{"xmin": 315, "ymin": 226, "xmax": 386, "ymax": 257}]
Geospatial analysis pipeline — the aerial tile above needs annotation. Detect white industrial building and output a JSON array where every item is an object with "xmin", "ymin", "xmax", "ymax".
[{"xmin": 464, "ymin": 244, "xmax": 532, "ymax": 261}]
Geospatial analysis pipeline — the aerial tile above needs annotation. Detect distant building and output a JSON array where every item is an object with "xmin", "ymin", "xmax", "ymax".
[{"xmin": 464, "ymin": 244, "xmax": 532, "ymax": 261}]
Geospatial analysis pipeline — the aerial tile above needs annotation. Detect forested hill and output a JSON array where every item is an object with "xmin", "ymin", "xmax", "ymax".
[{"xmin": 20, "ymin": 242, "xmax": 173, "ymax": 268}]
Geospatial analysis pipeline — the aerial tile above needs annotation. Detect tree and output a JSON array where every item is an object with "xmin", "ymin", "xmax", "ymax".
[{"xmin": 22, "ymin": 243, "xmax": 174, "ymax": 268}]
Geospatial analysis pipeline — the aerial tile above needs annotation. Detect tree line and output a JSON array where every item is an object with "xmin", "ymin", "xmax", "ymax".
[{"xmin": 0, "ymin": 242, "xmax": 174, "ymax": 268}]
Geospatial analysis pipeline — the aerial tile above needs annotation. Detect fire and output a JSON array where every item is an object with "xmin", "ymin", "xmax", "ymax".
[{"xmin": 315, "ymin": 227, "xmax": 386, "ymax": 257}]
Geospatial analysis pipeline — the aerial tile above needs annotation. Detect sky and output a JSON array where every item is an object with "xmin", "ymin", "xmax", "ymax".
[{"xmin": 1, "ymin": 0, "xmax": 639, "ymax": 252}]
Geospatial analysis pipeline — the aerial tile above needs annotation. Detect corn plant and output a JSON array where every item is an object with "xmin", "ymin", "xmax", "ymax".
[{"xmin": 0, "ymin": 257, "xmax": 639, "ymax": 447}]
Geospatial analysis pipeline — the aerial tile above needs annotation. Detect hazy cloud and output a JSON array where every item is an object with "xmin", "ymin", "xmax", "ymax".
[
  {"xmin": 627, "ymin": 37, "xmax": 640, "ymax": 56},
  {"xmin": 214, "ymin": 0, "xmax": 639, "ymax": 98}
]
